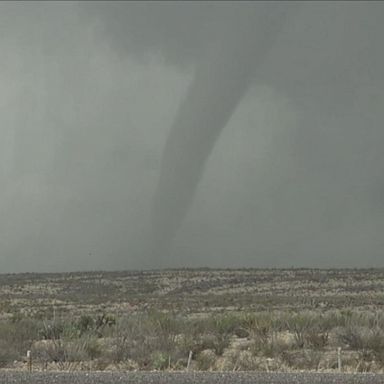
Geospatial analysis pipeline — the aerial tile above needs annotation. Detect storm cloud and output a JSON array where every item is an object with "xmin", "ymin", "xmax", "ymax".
[{"xmin": 0, "ymin": 2, "xmax": 383, "ymax": 272}]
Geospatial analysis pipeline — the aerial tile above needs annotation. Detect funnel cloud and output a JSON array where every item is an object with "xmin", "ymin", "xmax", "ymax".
[
  {"xmin": 0, "ymin": 2, "xmax": 383, "ymax": 272},
  {"xmin": 150, "ymin": 4, "xmax": 295, "ymax": 264}
]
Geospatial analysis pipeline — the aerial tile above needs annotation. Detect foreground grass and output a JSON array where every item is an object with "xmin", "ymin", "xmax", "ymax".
[{"xmin": 0, "ymin": 269, "xmax": 383, "ymax": 372}]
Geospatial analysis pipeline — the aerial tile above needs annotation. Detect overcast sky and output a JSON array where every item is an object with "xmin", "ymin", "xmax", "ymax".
[{"xmin": 0, "ymin": 2, "xmax": 383, "ymax": 272}]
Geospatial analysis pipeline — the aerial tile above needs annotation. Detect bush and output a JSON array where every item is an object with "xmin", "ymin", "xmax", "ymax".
[
  {"xmin": 77, "ymin": 315, "xmax": 95, "ymax": 336},
  {"xmin": 0, "ymin": 318, "xmax": 40, "ymax": 360},
  {"xmin": 32, "ymin": 337, "xmax": 93, "ymax": 371},
  {"xmin": 84, "ymin": 336, "xmax": 102, "ymax": 360},
  {"xmin": 151, "ymin": 351, "xmax": 169, "ymax": 370},
  {"xmin": 196, "ymin": 349, "xmax": 216, "ymax": 370},
  {"xmin": 282, "ymin": 349, "xmax": 322, "ymax": 370},
  {"xmin": 337, "ymin": 325, "xmax": 369, "ymax": 350},
  {"xmin": 0, "ymin": 339, "xmax": 19, "ymax": 368}
]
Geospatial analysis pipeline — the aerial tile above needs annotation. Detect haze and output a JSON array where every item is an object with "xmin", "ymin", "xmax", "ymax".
[{"xmin": 1, "ymin": 2, "xmax": 383, "ymax": 272}]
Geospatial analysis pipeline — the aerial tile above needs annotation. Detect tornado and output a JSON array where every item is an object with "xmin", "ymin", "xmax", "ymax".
[{"xmin": 150, "ymin": 4, "xmax": 296, "ymax": 264}]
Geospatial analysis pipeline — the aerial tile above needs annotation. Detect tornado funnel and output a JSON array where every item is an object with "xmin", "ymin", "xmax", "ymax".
[{"xmin": 150, "ymin": 4, "xmax": 296, "ymax": 265}]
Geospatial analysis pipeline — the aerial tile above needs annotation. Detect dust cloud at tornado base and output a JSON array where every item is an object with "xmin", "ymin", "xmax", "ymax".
[{"xmin": 0, "ymin": 2, "xmax": 383, "ymax": 271}]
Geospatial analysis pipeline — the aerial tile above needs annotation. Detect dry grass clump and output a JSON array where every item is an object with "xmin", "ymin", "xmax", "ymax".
[{"xmin": 196, "ymin": 349, "xmax": 217, "ymax": 370}]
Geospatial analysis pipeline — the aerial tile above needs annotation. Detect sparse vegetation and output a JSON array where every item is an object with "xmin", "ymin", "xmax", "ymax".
[{"xmin": 0, "ymin": 269, "xmax": 383, "ymax": 372}]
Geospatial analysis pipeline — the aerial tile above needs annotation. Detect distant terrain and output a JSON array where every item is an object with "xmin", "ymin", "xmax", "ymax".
[{"xmin": 0, "ymin": 268, "xmax": 383, "ymax": 373}]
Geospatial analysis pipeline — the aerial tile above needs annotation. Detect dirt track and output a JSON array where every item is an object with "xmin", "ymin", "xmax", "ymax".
[{"xmin": 1, "ymin": 371, "xmax": 383, "ymax": 384}]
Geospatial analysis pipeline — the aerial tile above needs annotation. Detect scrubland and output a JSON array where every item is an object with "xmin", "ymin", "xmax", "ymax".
[{"xmin": 0, "ymin": 268, "xmax": 383, "ymax": 373}]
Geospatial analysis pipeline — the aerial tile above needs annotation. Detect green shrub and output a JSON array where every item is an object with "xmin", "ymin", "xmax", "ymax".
[
  {"xmin": 151, "ymin": 351, "xmax": 169, "ymax": 370},
  {"xmin": 77, "ymin": 315, "xmax": 95, "ymax": 336}
]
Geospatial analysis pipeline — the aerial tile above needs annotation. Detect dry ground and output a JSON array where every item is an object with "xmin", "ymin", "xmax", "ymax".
[
  {"xmin": 0, "ymin": 268, "xmax": 383, "ymax": 373},
  {"xmin": 1, "ymin": 268, "xmax": 383, "ymax": 318}
]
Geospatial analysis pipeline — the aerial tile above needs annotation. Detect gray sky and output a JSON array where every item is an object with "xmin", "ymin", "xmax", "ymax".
[{"xmin": 0, "ymin": 2, "xmax": 383, "ymax": 272}]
